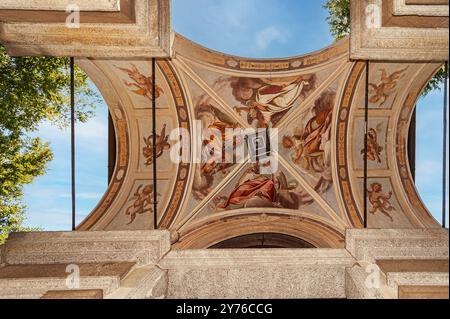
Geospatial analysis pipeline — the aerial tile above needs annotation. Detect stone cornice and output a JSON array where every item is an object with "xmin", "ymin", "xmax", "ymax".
[{"xmin": 0, "ymin": 0, "xmax": 172, "ymax": 58}]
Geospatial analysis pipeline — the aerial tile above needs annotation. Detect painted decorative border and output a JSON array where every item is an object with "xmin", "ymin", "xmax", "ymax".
[
  {"xmin": 76, "ymin": 60, "xmax": 130, "ymax": 230},
  {"xmin": 174, "ymin": 34, "xmax": 348, "ymax": 72},
  {"xmin": 336, "ymin": 61, "xmax": 365, "ymax": 228},
  {"xmin": 393, "ymin": 0, "xmax": 449, "ymax": 16},
  {"xmin": 175, "ymin": 213, "xmax": 346, "ymax": 249},
  {"xmin": 157, "ymin": 60, "xmax": 191, "ymax": 229},
  {"xmin": 383, "ymin": 0, "xmax": 448, "ymax": 28}
]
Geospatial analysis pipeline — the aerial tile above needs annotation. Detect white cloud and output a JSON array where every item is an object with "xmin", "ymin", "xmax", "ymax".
[
  {"xmin": 59, "ymin": 192, "xmax": 105, "ymax": 200},
  {"xmin": 254, "ymin": 26, "xmax": 290, "ymax": 51},
  {"xmin": 205, "ymin": 0, "xmax": 256, "ymax": 29}
]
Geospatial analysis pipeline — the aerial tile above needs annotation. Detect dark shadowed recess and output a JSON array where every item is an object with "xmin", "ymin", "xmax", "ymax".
[{"xmin": 210, "ymin": 233, "xmax": 316, "ymax": 249}]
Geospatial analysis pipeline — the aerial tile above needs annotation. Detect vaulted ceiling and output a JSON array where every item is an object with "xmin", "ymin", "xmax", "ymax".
[{"xmin": 75, "ymin": 34, "xmax": 442, "ymax": 248}]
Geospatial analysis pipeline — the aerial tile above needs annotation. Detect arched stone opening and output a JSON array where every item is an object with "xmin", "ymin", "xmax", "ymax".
[
  {"xmin": 74, "ymin": 59, "xmax": 131, "ymax": 230},
  {"xmin": 209, "ymin": 233, "xmax": 315, "ymax": 249},
  {"xmin": 174, "ymin": 213, "xmax": 345, "ymax": 249},
  {"xmin": 394, "ymin": 64, "xmax": 445, "ymax": 228},
  {"xmin": 407, "ymin": 65, "xmax": 448, "ymax": 227}
]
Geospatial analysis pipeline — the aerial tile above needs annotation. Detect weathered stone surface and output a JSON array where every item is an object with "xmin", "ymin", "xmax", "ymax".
[
  {"xmin": 350, "ymin": 0, "xmax": 449, "ymax": 61},
  {"xmin": 41, "ymin": 289, "xmax": 103, "ymax": 299},
  {"xmin": 0, "ymin": 262, "xmax": 135, "ymax": 279},
  {"xmin": 0, "ymin": 276, "xmax": 120, "ymax": 299},
  {"xmin": 160, "ymin": 249, "xmax": 355, "ymax": 299},
  {"xmin": 1, "ymin": 228, "xmax": 448, "ymax": 299},
  {"xmin": 0, "ymin": 230, "xmax": 172, "ymax": 299},
  {"xmin": 345, "ymin": 229, "xmax": 449, "ymax": 299},
  {"xmin": 345, "ymin": 265, "xmax": 395, "ymax": 299},
  {"xmin": 398, "ymin": 285, "xmax": 449, "ymax": 299},
  {"xmin": 376, "ymin": 259, "xmax": 449, "ymax": 288},
  {"xmin": 393, "ymin": 0, "xmax": 449, "ymax": 16},
  {"xmin": 3, "ymin": 230, "xmax": 171, "ymax": 266},
  {"xmin": 0, "ymin": 0, "xmax": 172, "ymax": 58},
  {"xmin": 386, "ymin": 272, "xmax": 449, "ymax": 288},
  {"xmin": 107, "ymin": 265, "xmax": 168, "ymax": 299},
  {"xmin": 346, "ymin": 229, "xmax": 449, "ymax": 262},
  {"xmin": 376, "ymin": 259, "xmax": 449, "ymax": 273},
  {"xmin": 0, "ymin": 261, "xmax": 135, "ymax": 298}
]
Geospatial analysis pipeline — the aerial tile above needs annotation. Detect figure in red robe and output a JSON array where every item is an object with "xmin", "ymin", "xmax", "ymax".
[{"xmin": 218, "ymin": 162, "xmax": 275, "ymax": 209}]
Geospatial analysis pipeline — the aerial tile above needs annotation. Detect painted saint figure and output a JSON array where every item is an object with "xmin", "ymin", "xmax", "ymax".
[
  {"xmin": 192, "ymin": 104, "xmax": 241, "ymax": 200},
  {"xmin": 217, "ymin": 162, "xmax": 317, "ymax": 210},
  {"xmin": 283, "ymin": 91, "xmax": 334, "ymax": 171},
  {"xmin": 218, "ymin": 162, "xmax": 276, "ymax": 209},
  {"xmin": 281, "ymin": 91, "xmax": 335, "ymax": 200},
  {"xmin": 231, "ymin": 74, "xmax": 316, "ymax": 126}
]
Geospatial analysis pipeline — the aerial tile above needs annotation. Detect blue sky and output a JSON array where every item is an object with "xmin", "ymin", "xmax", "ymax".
[{"xmin": 22, "ymin": 0, "xmax": 448, "ymax": 230}]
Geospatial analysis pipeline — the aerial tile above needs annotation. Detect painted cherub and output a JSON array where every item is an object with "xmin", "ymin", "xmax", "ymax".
[
  {"xmin": 367, "ymin": 182, "xmax": 395, "ymax": 222},
  {"xmin": 143, "ymin": 124, "xmax": 171, "ymax": 166},
  {"xmin": 369, "ymin": 67, "xmax": 408, "ymax": 106},
  {"xmin": 125, "ymin": 184, "xmax": 160, "ymax": 225},
  {"xmin": 362, "ymin": 125, "xmax": 383, "ymax": 163},
  {"xmin": 115, "ymin": 64, "xmax": 164, "ymax": 101}
]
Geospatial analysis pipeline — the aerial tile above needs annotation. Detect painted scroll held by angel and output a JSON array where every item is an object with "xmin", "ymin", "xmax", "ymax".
[
  {"xmin": 115, "ymin": 64, "xmax": 164, "ymax": 101},
  {"xmin": 282, "ymin": 91, "xmax": 335, "ymax": 195},
  {"xmin": 230, "ymin": 74, "xmax": 316, "ymax": 127}
]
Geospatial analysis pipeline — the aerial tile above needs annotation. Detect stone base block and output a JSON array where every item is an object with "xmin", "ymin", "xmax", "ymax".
[
  {"xmin": 0, "ymin": 276, "xmax": 120, "ymax": 299},
  {"xmin": 346, "ymin": 229, "xmax": 449, "ymax": 262},
  {"xmin": 40, "ymin": 289, "xmax": 104, "ymax": 299},
  {"xmin": 159, "ymin": 249, "xmax": 355, "ymax": 299},
  {"xmin": 386, "ymin": 272, "xmax": 449, "ymax": 288},
  {"xmin": 2, "ymin": 231, "xmax": 170, "ymax": 266},
  {"xmin": 398, "ymin": 285, "xmax": 449, "ymax": 299}
]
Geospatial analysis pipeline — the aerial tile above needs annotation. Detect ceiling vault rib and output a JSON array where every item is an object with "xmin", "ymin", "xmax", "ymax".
[
  {"xmin": 277, "ymin": 155, "xmax": 348, "ymax": 230},
  {"xmin": 174, "ymin": 57, "xmax": 250, "ymax": 129},
  {"xmin": 176, "ymin": 158, "xmax": 251, "ymax": 233},
  {"xmin": 276, "ymin": 61, "xmax": 348, "ymax": 129}
]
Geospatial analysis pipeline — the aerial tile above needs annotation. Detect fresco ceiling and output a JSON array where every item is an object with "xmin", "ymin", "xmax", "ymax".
[{"xmin": 71, "ymin": 33, "xmax": 443, "ymax": 249}]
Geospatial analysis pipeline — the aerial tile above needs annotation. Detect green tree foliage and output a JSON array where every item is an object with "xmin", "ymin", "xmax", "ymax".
[
  {"xmin": 324, "ymin": 0, "xmax": 350, "ymax": 41},
  {"xmin": 324, "ymin": 0, "xmax": 448, "ymax": 95},
  {"xmin": 0, "ymin": 45, "xmax": 100, "ymax": 243}
]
